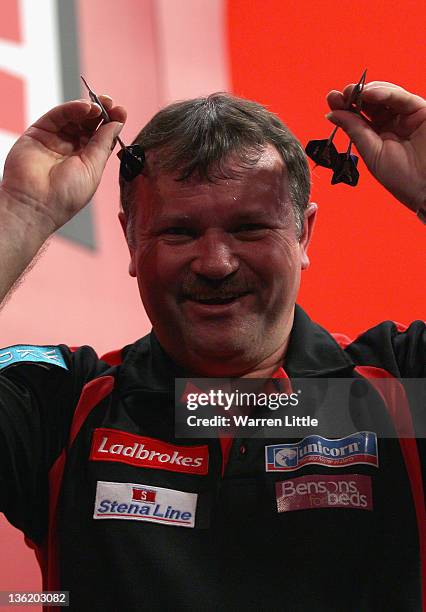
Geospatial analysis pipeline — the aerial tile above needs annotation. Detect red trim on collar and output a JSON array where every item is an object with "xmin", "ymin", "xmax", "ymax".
[
  {"xmin": 69, "ymin": 376, "xmax": 114, "ymax": 448},
  {"xmin": 330, "ymin": 332, "xmax": 353, "ymax": 349},
  {"xmin": 100, "ymin": 348, "xmax": 123, "ymax": 366},
  {"xmin": 219, "ymin": 437, "xmax": 233, "ymax": 478},
  {"xmin": 272, "ymin": 366, "xmax": 289, "ymax": 378}
]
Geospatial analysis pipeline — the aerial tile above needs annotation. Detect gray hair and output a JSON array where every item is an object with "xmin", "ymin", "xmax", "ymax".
[{"xmin": 119, "ymin": 92, "xmax": 311, "ymax": 243}]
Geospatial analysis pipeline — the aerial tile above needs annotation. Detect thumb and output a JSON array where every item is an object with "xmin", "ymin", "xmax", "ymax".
[
  {"xmin": 326, "ymin": 111, "xmax": 381, "ymax": 170},
  {"xmin": 83, "ymin": 121, "xmax": 124, "ymax": 175}
]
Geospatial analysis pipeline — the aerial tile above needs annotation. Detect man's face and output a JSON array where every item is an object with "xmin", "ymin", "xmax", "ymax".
[{"xmin": 120, "ymin": 144, "xmax": 316, "ymax": 376}]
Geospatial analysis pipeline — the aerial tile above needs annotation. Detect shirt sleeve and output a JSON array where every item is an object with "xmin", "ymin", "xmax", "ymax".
[
  {"xmin": 390, "ymin": 321, "xmax": 426, "ymax": 378},
  {"xmin": 345, "ymin": 320, "xmax": 426, "ymax": 439},
  {"xmin": 0, "ymin": 344, "xmax": 102, "ymax": 544},
  {"xmin": 345, "ymin": 320, "xmax": 426, "ymax": 378}
]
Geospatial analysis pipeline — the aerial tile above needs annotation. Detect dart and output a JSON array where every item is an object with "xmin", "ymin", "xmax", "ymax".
[
  {"xmin": 81, "ymin": 75, "xmax": 145, "ymax": 182},
  {"xmin": 305, "ymin": 130, "xmax": 339, "ymax": 169},
  {"xmin": 117, "ymin": 144, "xmax": 145, "ymax": 182},
  {"xmin": 331, "ymin": 142, "xmax": 359, "ymax": 186},
  {"xmin": 305, "ymin": 69, "xmax": 367, "ymax": 186},
  {"xmin": 331, "ymin": 153, "xmax": 359, "ymax": 186}
]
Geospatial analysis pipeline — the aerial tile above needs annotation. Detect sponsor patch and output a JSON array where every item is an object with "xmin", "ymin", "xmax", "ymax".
[
  {"xmin": 265, "ymin": 432, "xmax": 378, "ymax": 472},
  {"xmin": 0, "ymin": 345, "xmax": 67, "ymax": 371},
  {"xmin": 94, "ymin": 481, "xmax": 197, "ymax": 527},
  {"xmin": 90, "ymin": 428, "xmax": 209, "ymax": 475},
  {"xmin": 276, "ymin": 474, "xmax": 373, "ymax": 512}
]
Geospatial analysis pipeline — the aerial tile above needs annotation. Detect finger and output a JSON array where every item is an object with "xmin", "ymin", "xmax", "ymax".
[
  {"xmin": 326, "ymin": 110, "xmax": 382, "ymax": 169},
  {"xmin": 326, "ymin": 90, "xmax": 346, "ymax": 110},
  {"xmin": 327, "ymin": 89, "xmax": 391, "ymax": 133},
  {"xmin": 81, "ymin": 121, "xmax": 124, "ymax": 177},
  {"xmin": 98, "ymin": 94, "xmax": 113, "ymax": 111},
  {"xmin": 90, "ymin": 96, "xmax": 126, "ymax": 123},
  {"xmin": 81, "ymin": 104, "xmax": 127, "ymax": 134},
  {"xmin": 330, "ymin": 82, "xmax": 423, "ymax": 130},
  {"xmin": 80, "ymin": 95, "xmax": 113, "ymax": 132},
  {"xmin": 108, "ymin": 105, "xmax": 127, "ymax": 124},
  {"xmin": 361, "ymin": 84, "xmax": 426, "ymax": 115},
  {"xmin": 32, "ymin": 100, "xmax": 95, "ymax": 133},
  {"xmin": 341, "ymin": 80, "xmax": 400, "ymax": 99},
  {"xmin": 328, "ymin": 81, "xmax": 405, "ymax": 108}
]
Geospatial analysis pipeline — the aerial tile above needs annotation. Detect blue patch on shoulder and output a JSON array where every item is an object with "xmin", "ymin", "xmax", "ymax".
[{"xmin": 0, "ymin": 345, "xmax": 68, "ymax": 371}]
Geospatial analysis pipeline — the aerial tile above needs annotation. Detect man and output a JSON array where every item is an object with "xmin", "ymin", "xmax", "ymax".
[{"xmin": 0, "ymin": 81, "xmax": 424, "ymax": 610}]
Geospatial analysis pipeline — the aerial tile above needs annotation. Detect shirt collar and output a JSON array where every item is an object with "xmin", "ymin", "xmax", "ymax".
[
  {"xmin": 119, "ymin": 303, "xmax": 354, "ymax": 392},
  {"xmin": 283, "ymin": 304, "xmax": 354, "ymax": 377}
]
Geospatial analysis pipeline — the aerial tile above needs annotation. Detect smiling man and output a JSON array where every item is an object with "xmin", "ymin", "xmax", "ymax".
[
  {"xmin": 117, "ymin": 94, "xmax": 316, "ymax": 379},
  {"xmin": 0, "ymin": 83, "xmax": 424, "ymax": 610},
  {"xmin": 120, "ymin": 145, "xmax": 315, "ymax": 377}
]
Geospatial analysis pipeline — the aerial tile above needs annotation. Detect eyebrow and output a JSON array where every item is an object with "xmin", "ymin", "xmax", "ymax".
[
  {"xmin": 155, "ymin": 208, "xmax": 273, "ymax": 223},
  {"xmin": 153, "ymin": 214, "xmax": 192, "ymax": 226},
  {"xmin": 230, "ymin": 209, "xmax": 272, "ymax": 221}
]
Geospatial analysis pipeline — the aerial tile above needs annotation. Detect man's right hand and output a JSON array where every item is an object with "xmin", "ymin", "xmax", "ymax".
[{"xmin": 0, "ymin": 95, "xmax": 126, "ymax": 235}]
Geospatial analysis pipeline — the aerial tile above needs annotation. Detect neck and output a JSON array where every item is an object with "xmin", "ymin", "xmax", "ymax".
[
  {"xmin": 178, "ymin": 327, "xmax": 292, "ymax": 379},
  {"xmin": 240, "ymin": 340, "xmax": 289, "ymax": 378}
]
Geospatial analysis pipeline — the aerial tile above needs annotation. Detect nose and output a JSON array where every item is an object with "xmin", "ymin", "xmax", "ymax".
[{"xmin": 190, "ymin": 230, "xmax": 239, "ymax": 279}]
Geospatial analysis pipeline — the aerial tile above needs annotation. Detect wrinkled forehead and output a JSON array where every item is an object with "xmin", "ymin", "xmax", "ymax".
[
  {"xmin": 133, "ymin": 143, "xmax": 290, "ymax": 202},
  {"xmin": 145, "ymin": 142, "xmax": 285, "ymax": 177}
]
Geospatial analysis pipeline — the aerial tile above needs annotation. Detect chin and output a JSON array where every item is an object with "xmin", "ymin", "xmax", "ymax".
[
  {"xmin": 186, "ymin": 337, "xmax": 255, "ymax": 373},
  {"xmin": 191, "ymin": 328, "xmax": 249, "ymax": 352}
]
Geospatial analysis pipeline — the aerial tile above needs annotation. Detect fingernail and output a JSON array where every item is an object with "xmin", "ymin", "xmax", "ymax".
[
  {"xmin": 114, "ymin": 122, "xmax": 124, "ymax": 134},
  {"xmin": 325, "ymin": 112, "xmax": 339, "ymax": 125}
]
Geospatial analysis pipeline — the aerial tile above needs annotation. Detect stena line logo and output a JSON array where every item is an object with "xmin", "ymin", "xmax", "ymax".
[
  {"xmin": 265, "ymin": 431, "xmax": 378, "ymax": 472},
  {"xmin": 90, "ymin": 428, "xmax": 209, "ymax": 475},
  {"xmin": 94, "ymin": 481, "xmax": 197, "ymax": 528}
]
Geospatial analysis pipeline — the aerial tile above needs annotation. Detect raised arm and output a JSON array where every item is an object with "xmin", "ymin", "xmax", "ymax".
[
  {"xmin": 326, "ymin": 81, "xmax": 426, "ymax": 217},
  {"xmin": 0, "ymin": 96, "xmax": 126, "ymax": 304}
]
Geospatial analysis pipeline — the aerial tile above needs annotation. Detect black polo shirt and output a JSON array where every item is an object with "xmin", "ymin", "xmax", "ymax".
[{"xmin": 0, "ymin": 305, "xmax": 424, "ymax": 611}]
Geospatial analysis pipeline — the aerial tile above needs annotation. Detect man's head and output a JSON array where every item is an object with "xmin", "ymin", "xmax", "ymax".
[{"xmin": 119, "ymin": 93, "xmax": 316, "ymax": 376}]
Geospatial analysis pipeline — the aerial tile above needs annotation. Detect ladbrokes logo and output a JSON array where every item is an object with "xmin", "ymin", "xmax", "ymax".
[
  {"xmin": 275, "ymin": 474, "xmax": 373, "ymax": 512},
  {"xmin": 90, "ymin": 428, "xmax": 208, "ymax": 475}
]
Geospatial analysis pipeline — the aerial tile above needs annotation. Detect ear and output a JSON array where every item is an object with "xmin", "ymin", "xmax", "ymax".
[
  {"xmin": 118, "ymin": 211, "xmax": 137, "ymax": 277},
  {"xmin": 299, "ymin": 203, "xmax": 318, "ymax": 270}
]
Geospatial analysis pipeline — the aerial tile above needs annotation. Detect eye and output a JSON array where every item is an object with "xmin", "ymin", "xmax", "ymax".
[
  {"xmin": 162, "ymin": 227, "xmax": 193, "ymax": 235},
  {"xmin": 233, "ymin": 224, "xmax": 268, "ymax": 238},
  {"xmin": 160, "ymin": 227, "xmax": 196, "ymax": 242}
]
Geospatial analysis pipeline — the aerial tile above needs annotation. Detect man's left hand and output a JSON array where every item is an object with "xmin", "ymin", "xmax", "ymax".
[{"xmin": 326, "ymin": 81, "xmax": 426, "ymax": 213}]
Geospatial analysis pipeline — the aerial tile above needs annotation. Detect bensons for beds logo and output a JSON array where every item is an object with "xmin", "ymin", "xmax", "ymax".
[
  {"xmin": 275, "ymin": 474, "xmax": 373, "ymax": 512},
  {"xmin": 90, "ymin": 428, "xmax": 208, "ymax": 475},
  {"xmin": 265, "ymin": 431, "xmax": 378, "ymax": 472},
  {"xmin": 94, "ymin": 481, "xmax": 197, "ymax": 528}
]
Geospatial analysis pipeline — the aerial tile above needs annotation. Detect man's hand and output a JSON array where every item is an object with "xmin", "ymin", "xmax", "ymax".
[
  {"xmin": 0, "ymin": 95, "xmax": 126, "ymax": 235},
  {"xmin": 326, "ymin": 81, "xmax": 426, "ymax": 213}
]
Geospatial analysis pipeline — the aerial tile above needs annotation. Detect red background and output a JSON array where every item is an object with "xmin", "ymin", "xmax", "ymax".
[{"xmin": 227, "ymin": 0, "xmax": 425, "ymax": 334}]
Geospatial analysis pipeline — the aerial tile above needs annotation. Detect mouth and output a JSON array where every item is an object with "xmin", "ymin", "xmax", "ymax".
[{"xmin": 184, "ymin": 292, "xmax": 250, "ymax": 305}]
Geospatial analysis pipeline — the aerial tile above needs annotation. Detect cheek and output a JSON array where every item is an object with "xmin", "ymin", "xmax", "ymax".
[
  {"xmin": 249, "ymin": 237, "xmax": 300, "ymax": 288},
  {"xmin": 135, "ymin": 243, "xmax": 182, "ymax": 302}
]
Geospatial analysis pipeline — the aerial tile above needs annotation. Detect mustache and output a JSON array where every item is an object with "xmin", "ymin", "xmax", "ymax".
[{"xmin": 181, "ymin": 275, "xmax": 252, "ymax": 300}]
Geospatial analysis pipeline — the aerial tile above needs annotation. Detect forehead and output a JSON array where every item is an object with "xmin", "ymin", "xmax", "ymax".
[{"xmin": 131, "ymin": 144, "xmax": 291, "ymax": 220}]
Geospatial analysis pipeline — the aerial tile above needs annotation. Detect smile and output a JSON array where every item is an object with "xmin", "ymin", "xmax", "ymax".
[{"xmin": 186, "ymin": 292, "xmax": 249, "ymax": 305}]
